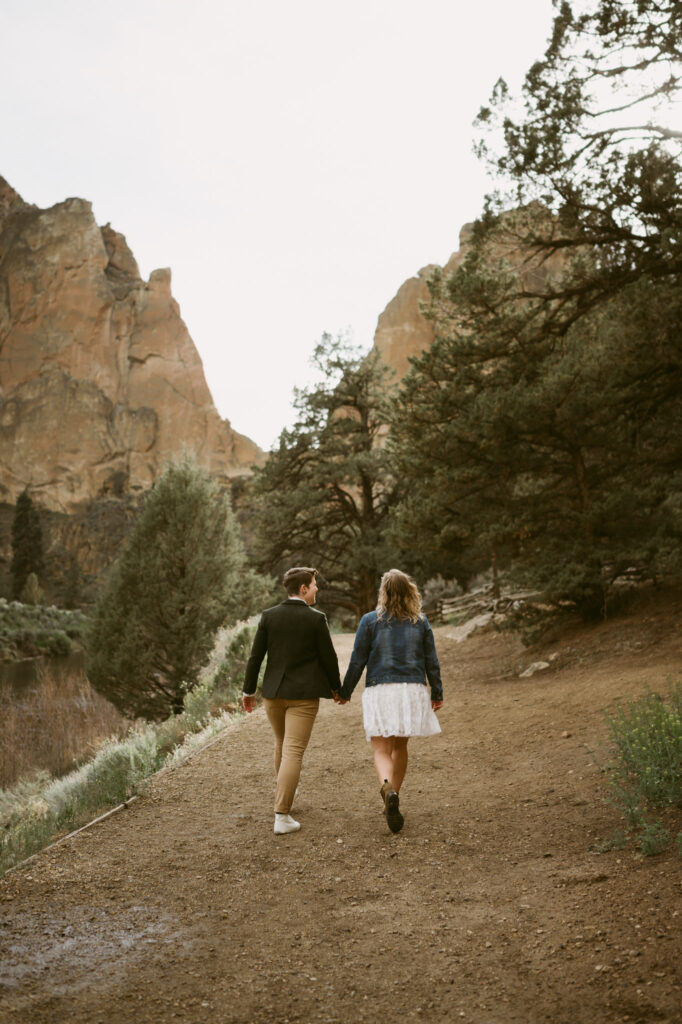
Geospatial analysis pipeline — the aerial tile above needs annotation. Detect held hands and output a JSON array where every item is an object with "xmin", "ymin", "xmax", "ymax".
[
  {"xmin": 332, "ymin": 691, "xmax": 348, "ymax": 705},
  {"xmin": 242, "ymin": 694, "xmax": 256, "ymax": 713}
]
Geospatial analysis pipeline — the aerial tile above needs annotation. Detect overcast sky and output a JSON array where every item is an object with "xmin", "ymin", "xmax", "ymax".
[{"xmin": 2, "ymin": 0, "xmax": 556, "ymax": 449}]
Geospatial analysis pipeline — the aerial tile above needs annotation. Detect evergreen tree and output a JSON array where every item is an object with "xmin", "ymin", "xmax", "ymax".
[
  {"xmin": 251, "ymin": 334, "xmax": 401, "ymax": 619},
  {"xmin": 63, "ymin": 555, "xmax": 82, "ymax": 610},
  {"xmin": 19, "ymin": 572, "xmax": 43, "ymax": 606},
  {"xmin": 390, "ymin": 1, "xmax": 682, "ymax": 615},
  {"xmin": 86, "ymin": 456, "xmax": 264, "ymax": 719},
  {"xmin": 10, "ymin": 489, "xmax": 44, "ymax": 600},
  {"xmin": 472, "ymin": 1, "xmax": 682, "ymax": 338},
  {"xmin": 392, "ymin": 272, "xmax": 682, "ymax": 616}
]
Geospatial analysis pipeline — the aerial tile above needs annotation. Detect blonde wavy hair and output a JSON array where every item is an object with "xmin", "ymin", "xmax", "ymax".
[{"xmin": 376, "ymin": 569, "xmax": 422, "ymax": 623}]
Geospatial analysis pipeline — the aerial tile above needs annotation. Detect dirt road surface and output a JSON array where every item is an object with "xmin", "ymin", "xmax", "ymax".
[{"xmin": 1, "ymin": 608, "xmax": 681, "ymax": 1024}]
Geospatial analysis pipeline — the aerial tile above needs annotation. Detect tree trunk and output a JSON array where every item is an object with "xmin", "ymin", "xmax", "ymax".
[
  {"xmin": 490, "ymin": 546, "xmax": 500, "ymax": 600},
  {"xmin": 572, "ymin": 448, "xmax": 594, "ymax": 543},
  {"xmin": 357, "ymin": 568, "xmax": 378, "ymax": 618}
]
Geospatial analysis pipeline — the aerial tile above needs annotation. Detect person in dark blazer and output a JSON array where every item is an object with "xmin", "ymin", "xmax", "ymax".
[{"xmin": 242, "ymin": 566, "xmax": 344, "ymax": 834}]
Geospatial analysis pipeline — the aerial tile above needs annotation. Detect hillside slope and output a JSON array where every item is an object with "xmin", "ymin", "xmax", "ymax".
[{"xmin": 1, "ymin": 599, "xmax": 681, "ymax": 1023}]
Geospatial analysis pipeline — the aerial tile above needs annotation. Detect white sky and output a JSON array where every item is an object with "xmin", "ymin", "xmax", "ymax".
[{"xmin": 2, "ymin": 0, "xmax": 556, "ymax": 450}]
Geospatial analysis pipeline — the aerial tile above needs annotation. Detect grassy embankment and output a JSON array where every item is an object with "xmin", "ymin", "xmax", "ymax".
[{"xmin": 0, "ymin": 621, "xmax": 257, "ymax": 876}]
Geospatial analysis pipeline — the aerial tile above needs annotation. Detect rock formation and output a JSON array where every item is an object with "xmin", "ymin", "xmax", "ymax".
[
  {"xmin": 0, "ymin": 176, "xmax": 262, "ymax": 514},
  {"xmin": 372, "ymin": 223, "xmax": 474, "ymax": 379},
  {"xmin": 373, "ymin": 213, "xmax": 564, "ymax": 378}
]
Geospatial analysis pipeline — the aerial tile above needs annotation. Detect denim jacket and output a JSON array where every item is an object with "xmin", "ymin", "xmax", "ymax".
[{"xmin": 340, "ymin": 611, "xmax": 443, "ymax": 702}]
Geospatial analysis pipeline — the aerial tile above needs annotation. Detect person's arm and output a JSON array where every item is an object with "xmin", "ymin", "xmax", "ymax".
[
  {"xmin": 316, "ymin": 613, "xmax": 342, "ymax": 692},
  {"xmin": 242, "ymin": 616, "xmax": 267, "ymax": 711},
  {"xmin": 422, "ymin": 616, "xmax": 443, "ymax": 706},
  {"xmin": 339, "ymin": 616, "xmax": 372, "ymax": 700}
]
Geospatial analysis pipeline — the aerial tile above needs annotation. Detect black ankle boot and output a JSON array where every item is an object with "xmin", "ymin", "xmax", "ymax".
[{"xmin": 384, "ymin": 787, "xmax": 404, "ymax": 834}]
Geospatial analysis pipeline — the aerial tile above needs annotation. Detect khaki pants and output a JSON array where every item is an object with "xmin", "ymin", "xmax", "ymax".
[{"xmin": 263, "ymin": 698, "xmax": 319, "ymax": 814}]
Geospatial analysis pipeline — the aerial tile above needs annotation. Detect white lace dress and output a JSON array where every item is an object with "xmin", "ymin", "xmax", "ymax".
[{"xmin": 361, "ymin": 682, "xmax": 441, "ymax": 741}]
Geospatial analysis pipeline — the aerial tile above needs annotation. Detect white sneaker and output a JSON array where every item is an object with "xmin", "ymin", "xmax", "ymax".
[{"xmin": 274, "ymin": 813, "xmax": 301, "ymax": 835}]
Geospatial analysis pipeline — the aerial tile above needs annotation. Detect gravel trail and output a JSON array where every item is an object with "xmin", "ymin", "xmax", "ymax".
[{"xmin": 1, "ymin": 619, "xmax": 681, "ymax": 1024}]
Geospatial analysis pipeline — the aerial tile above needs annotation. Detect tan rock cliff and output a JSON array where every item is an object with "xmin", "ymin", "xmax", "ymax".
[
  {"xmin": 372, "ymin": 223, "xmax": 474, "ymax": 378},
  {"xmin": 0, "ymin": 177, "xmax": 262, "ymax": 513},
  {"xmin": 373, "ymin": 213, "xmax": 564, "ymax": 378}
]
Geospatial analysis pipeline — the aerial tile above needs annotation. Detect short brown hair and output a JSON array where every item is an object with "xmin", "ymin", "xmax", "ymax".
[{"xmin": 282, "ymin": 566, "xmax": 318, "ymax": 596}]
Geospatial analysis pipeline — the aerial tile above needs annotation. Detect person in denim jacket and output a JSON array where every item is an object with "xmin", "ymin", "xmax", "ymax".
[{"xmin": 337, "ymin": 569, "xmax": 443, "ymax": 833}]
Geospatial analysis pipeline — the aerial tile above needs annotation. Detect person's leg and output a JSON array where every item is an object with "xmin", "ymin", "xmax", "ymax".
[
  {"xmin": 371, "ymin": 736, "xmax": 405, "ymax": 833},
  {"xmin": 263, "ymin": 698, "xmax": 286, "ymax": 783},
  {"xmin": 391, "ymin": 737, "xmax": 409, "ymax": 792},
  {"xmin": 371, "ymin": 736, "xmax": 395, "ymax": 787},
  {"xmin": 274, "ymin": 700, "xmax": 319, "ymax": 814}
]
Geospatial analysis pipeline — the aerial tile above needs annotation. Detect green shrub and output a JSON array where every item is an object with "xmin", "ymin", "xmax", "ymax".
[
  {"xmin": 599, "ymin": 681, "xmax": 682, "ymax": 854},
  {"xmin": 639, "ymin": 821, "xmax": 671, "ymax": 857},
  {"xmin": 605, "ymin": 682, "xmax": 682, "ymax": 810},
  {"xmin": 19, "ymin": 572, "xmax": 43, "ymax": 606},
  {"xmin": 594, "ymin": 829, "xmax": 627, "ymax": 853},
  {"xmin": 214, "ymin": 625, "xmax": 254, "ymax": 691},
  {"xmin": 153, "ymin": 717, "xmax": 188, "ymax": 757},
  {"xmin": 33, "ymin": 630, "xmax": 72, "ymax": 657},
  {"xmin": 182, "ymin": 680, "xmax": 214, "ymax": 731},
  {"xmin": 1, "ymin": 808, "xmax": 56, "ymax": 871},
  {"xmin": 182, "ymin": 624, "xmax": 256, "ymax": 728},
  {"xmin": 0, "ymin": 599, "xmax": 87, "ymax": 661}
]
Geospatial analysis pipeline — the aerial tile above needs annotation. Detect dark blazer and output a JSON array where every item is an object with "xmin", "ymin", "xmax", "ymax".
[{"xmin": 243, "ymin": 599, "xmax": 341, "ymax": 700}]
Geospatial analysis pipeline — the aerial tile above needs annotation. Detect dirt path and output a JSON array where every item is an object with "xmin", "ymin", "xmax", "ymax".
[{"xmin": 1, "ymin": 612, "xmax": 681, "ymax": 1024}]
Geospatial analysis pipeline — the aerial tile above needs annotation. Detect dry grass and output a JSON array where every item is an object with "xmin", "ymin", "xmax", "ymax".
[{"xmin": 0, "ymin": 664, "xmax": 131, "ymax": 788}]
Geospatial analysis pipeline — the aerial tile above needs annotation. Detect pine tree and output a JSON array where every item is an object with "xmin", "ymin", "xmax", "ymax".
[
  {"xmin": 10, "ymin": 489, "xmax": 44, "ymax": 600},
  {"xmin": 392, "ymin": 272, "xmax": 682, "ymax": 616},
  {"xmin": 63, "ymin": 555, "xmax": 82, "ymax": 610},
  {"xmin": 472, "ymin": 1, "xmax": 682, "ymax": 340},
  {"xmin": 389, "ymin": 2, "xmax": 682, "ymax": 616},
  {"xmin": 19, "ymin": 572, "xmax": 43, "ymax": 606},
  {"xmin": 251, "ymin": 334, "xmax": 401, "ymax": 619},
  {"xmin": 86, "ymin": 456, "xmax": 264, "ymax": 719}
]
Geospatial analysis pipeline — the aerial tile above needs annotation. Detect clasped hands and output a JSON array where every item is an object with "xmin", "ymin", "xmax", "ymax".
[
  {"xmin": 244, "ymin": 692, "xmax": 441, "ymax": 711},
  {"xmin": 242, "ymin": 692, "xmax": 348, "ymax": 711},
  {"xmin": 333, "ymin": 692, "xmax": 443, "ymax": 709}
]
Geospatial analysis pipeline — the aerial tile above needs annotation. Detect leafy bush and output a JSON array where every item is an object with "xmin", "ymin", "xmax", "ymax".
[
  {"xmin": 182, "ymin": 624, "xmax": 254, "ymax": 727},
  {"xmin": 605, "ymin": 683, "xmax": 682, "ymax": 810},
  {"xmin": 593, "ymin": 830, "xmax": 627, "ymax": 853},
  {"xmin": 639, "ymin": 821, "xmax": 671, "ymax": 857},
  {"xmin": 422, "ymin": 576, "xmax": 463, "ymax": 613},
  {"xmin": 19, "ymin": 572, "xmax": 43, "ymax": 606},
  {"xmin": 0, "ymin": 598, "xmax": 87, "ymax": 661},
  {"xmin": 599, "ymin": 682, "xmax": 682, "ymax": 855},
  {"xmin": 33, "ymin": 630, "xmax": 72, "ymax": 657}
]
